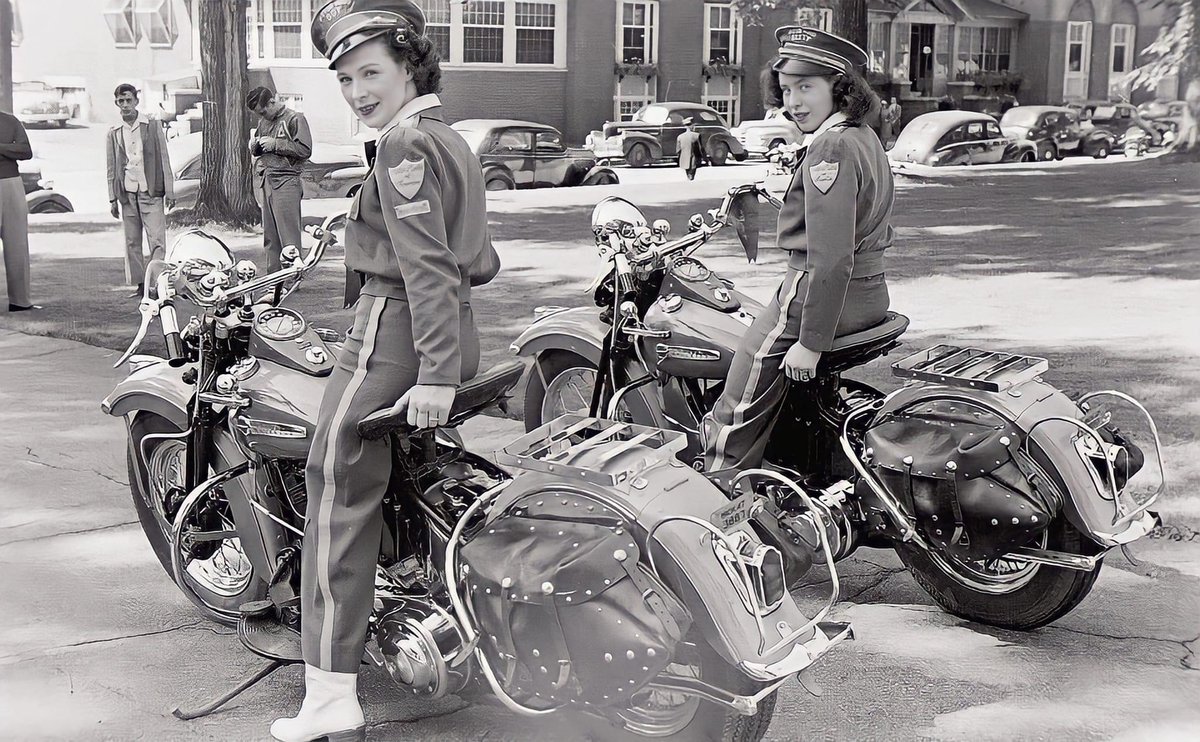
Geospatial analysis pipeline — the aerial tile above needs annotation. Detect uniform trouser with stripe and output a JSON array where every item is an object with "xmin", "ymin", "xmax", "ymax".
[
  {"xmin": 260, "ymin": 174, "xmax": 303, "ymax": 274},
  {"xmin": 301, "ymin": 294, "xmax": 479, "ymax": 673},
  {"xmin": 0, "ymin": 176, "xmax": 30, "ymax": 307},
  {"xmin": 119, "ymin": 191, "xmax": 166, "ymax": 286},
  {"xmin": 702, "ymin": 268, "xmax": 889, "ymax": 472}
]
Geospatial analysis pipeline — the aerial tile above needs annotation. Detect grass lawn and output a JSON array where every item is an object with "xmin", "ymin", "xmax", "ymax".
[{"xmin": 4, "ymin": 159, "xmax": 1198, "ymax": 521}]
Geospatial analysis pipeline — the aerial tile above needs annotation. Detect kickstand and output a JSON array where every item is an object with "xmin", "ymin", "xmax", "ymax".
[{"xmin": 172, "ymin": 658, "xmax": 291, "ymax": 720}]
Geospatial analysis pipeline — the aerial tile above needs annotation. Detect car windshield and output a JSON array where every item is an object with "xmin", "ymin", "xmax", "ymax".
[
  {"xmin": 632, "ymin": 105, "xmax": 670, "ymax": 125},
  {"xmin": 1091, "ymin": 106, "xmax": 1118, "ymax": 120},
  {"xmin": 1000, "ymin": 108, "xmax": 1041, "ymax": 127}
]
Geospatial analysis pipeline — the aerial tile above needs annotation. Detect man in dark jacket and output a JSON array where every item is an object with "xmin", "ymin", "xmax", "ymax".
[
  {"xmin": 246, "ymin": 87, "xmax": 312, "ymax": 273},
  {"xmin": 0, "ymin": 109, "xmax": 35, "ymax": 311}
]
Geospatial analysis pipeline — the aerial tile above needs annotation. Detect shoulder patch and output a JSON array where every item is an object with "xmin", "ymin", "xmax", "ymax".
[
  {"xmin": 808, "ymin": 160, "xmax": 840, "ymax": 194},
  {"xmin": 388, "ymin": 156, "xmax": 426, "ymax": 199}
]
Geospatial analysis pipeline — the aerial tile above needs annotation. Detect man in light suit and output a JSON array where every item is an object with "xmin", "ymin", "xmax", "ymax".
[{"xmin": 106, "ymin": 83, "xmax": 175, "ymax": 297}]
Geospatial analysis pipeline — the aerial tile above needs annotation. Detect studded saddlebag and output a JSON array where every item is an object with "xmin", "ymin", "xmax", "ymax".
[
  {"xmin": 862, "ymin": 399, "xmax": 1061, "ymax": 561},
  {"xmin": 459, "ymin": 506, "xmax": 692, "ymax": 709}
]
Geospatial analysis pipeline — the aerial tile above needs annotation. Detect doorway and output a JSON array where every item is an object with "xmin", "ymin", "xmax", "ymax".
[{"xmin": 909, "ymin": 23, "xmax": 936, "ymax": 97}]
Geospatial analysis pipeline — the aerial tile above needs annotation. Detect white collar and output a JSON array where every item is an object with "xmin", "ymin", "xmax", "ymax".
[
  {"xmin": 120, "ymin": 113, "xmax": 149, "ymax": 130},
  {"xmin": 376, "ymin": 94, "xmax": 442, "ymax": 134},
  {"xmin": 803, "ymin": 112, "xmax": 849, "ymax": 148}
]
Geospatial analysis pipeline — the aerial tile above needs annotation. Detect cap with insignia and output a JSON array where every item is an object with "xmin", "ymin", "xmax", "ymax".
[
  {"xmin": 772, "ymin": 25, "xmax": 869, "ymax": 76},
  {"xmin": 311, "ymin": 0, "xmax": 426, "ymax": 68}
]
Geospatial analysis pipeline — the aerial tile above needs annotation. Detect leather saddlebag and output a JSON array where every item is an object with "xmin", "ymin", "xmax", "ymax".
[
  {"xmin": 862, "ymin": 399, "xmax": 1061, "ymax": 561},
  {"xmin": 459, "ymin": 501, "xmax": 692, "ymax": 708}
]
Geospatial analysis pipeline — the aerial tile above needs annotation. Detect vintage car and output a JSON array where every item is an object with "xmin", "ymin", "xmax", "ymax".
[
  {"xmin": 999, "ymin": 105, "xmax": 1116, "ymax": 160},
  {"xmin": 888, "ymin": 111, "xmax": 1037, "ymax": 167},
  {"xmin": 13, "ymin": 81, "xmax": 73, "ymax": 128},
  {"xmin": 451, "ymin": 119, "xmax": 618, "ymax": 191},
  {"xmin": 18, "ymin": 158, "xmax": 74, "ymax": 214},
  {"xmin": 1123, "ymin": 116, "xmax": 1182, "ymax": 156},
  {"xmin": 730, "ymin": 108, "xmax": 803, "ymax": 158},
  {"xmin": 1071, "ymin": 101, "xmax": 1158, "ymax": 151},
  {"xmin": 586, "ymin": 102, "xmax": 747, "ymax": 167},
  {"xmin": 168, "ymin": 132, "xmax": 365, "ymax": 211}
]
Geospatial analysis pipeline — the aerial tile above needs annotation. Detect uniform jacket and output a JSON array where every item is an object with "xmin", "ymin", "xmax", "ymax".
[
  {"xmin": 0, "ymin": 112, "xmax": 33, "ymax": 179},
  {"xmin": 677, "ymin": 129, "xmax": 704, "ymax": 170},
  {"xmin": 106, "ymin": 116, "xmax": 173, "ymax": 203},
  {"xmin": 345, "ymin": 95, "xmax": 496, "ymax": 387},
  {"xmin": 253, "ymin": 107, "xmax": 313, "ymax": 185},
  {"xmin": 777, "ymin": 113, "xmax": 895, "ymax": 351}
]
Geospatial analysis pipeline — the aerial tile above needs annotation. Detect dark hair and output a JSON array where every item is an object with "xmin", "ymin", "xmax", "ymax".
[
  {"xmin": 113, "ymin": 83, "xmax": 139, "ymax": 100},
  {"xmin": 762, "ymin": 64, "xmax": 878, "ymax": 125},
  {"xmin": 384, "ymin": 28, "xmax": 442, "ymax": 96},
  {"xmin": 245, "ymin": 86, "xmax": 275, "ymax": 110}
]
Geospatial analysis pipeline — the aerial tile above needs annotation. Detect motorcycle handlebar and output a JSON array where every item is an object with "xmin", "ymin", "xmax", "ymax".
[
  {"xmin": 159, "ymin": 303, "xmax": 187, "ymax": 367},
  {"xmin": 629, "ymin": 182, "xmax": 775, "ymax": 267}
]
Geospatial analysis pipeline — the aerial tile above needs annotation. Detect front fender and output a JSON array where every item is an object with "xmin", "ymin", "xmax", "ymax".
[
  {"xmin": 509, "ymin": 306, "xmax": 607, "ymax": 366},
  {"xmin": 622, "ymin": 133, "xmax": 663, "ymax": 160},
  {"xmin": 101, "ymin": 356, "xmax": 194, "ymax": 428}
]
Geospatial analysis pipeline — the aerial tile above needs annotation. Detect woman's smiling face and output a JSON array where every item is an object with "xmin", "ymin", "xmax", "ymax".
[
  {"xmin": 778, "ymin": 72, "xmax": 836, "ymax": 133},
  {"xmin": 334, "ymin": 37, "xmax": 414, "ymax": 130}
]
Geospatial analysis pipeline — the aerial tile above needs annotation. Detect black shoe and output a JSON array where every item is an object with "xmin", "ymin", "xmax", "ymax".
[
  {"xmin": 127, "ymin": 284, "xmax": 144, "ymax": 299},
  {"xmin": 8, "ymin": 303, "xmax": 43, "ymax": 312}
]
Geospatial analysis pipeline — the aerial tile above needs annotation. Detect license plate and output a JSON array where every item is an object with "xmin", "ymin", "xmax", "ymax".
[{"xmin": 711, "ymin": 491, "xmax": 759, "ymax": 532}]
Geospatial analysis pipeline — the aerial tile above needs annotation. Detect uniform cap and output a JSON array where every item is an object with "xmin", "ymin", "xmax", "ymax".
[
  {"xmin": 772, "ymin": 25, "xmax": 869, "ymax": 76},
  {"xmin": 311, "ymin": 0, "xmax": 426, "ymax": 68}
]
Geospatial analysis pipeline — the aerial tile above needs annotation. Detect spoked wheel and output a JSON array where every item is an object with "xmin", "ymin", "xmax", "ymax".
[
  {"xmin": 127, "ymin": 412, "xmax": 266, "ymax": 625},
  {"xmin": 895, "ymin": 451, "xmax": 1102, "ymax": 630},
  {"xmin": 523, "ymin": 351, "xmax": 645, "ymax": 430},
  {"xmin": 575, "ymin": 640, "xmax": 776, "ymax": 742}
]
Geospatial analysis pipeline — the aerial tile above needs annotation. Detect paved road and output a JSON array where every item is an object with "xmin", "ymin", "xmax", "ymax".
[{"xmin": 1, "ymin": 328, "xmax": 1198, "ymax": 741}]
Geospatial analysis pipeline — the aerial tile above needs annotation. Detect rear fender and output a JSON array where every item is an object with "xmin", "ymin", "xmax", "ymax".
[
  {"xmin": 581, "ymin": 164, "xmax": 618, "ymax": 185},
  {"xmin": 26, "ymin": 189, "xmax": 74, "ymax": 213},
  {"xmin": 102, "ymin": 356, "xmax": 194, "ymax": 428}
]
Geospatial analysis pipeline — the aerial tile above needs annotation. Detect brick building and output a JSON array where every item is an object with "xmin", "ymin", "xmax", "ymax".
[{"xmin": 10, "ymin": 0, "xmax": 1185, "ymax": 147}]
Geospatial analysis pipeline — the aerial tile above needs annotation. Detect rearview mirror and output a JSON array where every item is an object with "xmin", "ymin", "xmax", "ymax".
[{"xmin": 728, "ymin": 191, "xmax": 759, "ymax": 263}]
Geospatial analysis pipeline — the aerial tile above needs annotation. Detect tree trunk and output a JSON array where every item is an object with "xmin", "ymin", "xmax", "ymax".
[
  {"xmin": 0, "ymin": 0, "xmax": 13, "ymax": 114},
  {"xmin": 188, "ymin": 0, "xmax": 258, "ymax": 227},
  {"xmin": 833, "ymin": 0, "xmax": 869, "ymax": 51}
]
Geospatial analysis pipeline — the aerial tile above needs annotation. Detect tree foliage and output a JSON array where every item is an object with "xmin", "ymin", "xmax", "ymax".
[{"xmin": 1124, "ymin": 0, "xmax": 1199, "ymax": 154}]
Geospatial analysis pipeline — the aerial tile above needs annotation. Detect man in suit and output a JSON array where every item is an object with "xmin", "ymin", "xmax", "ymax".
[
  {"xmin": 0, "ymin": 109, "xmax": 36, "ymax": 311},
  {"xmin": 677, "ymin": 118, "xmax": 705, "ymax": 181},
  {"xmin": 246, "ymin": 87, "xmax": 312, "ymax": 273},
  {"xmin": 106, "ymin": 83, "xmax": 175, "ymax": 297}
]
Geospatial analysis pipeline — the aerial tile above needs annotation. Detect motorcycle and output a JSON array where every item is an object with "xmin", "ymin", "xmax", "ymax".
[
  {"xmin": 512, "ymin": 182, "xmax": 1167, "ymax": 631},
  {"xmin": 102, "ymin": 214, "xmax": 853, "ymax": 741}
]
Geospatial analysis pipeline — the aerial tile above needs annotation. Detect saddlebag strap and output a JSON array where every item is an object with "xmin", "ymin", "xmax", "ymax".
[
  {"xmin": 946, "ymin": 477, "xmax": 968, "ymax": 546},
  {"xmin": 621, "ymin": 561, "xmax": 683, "ymax": 642}
]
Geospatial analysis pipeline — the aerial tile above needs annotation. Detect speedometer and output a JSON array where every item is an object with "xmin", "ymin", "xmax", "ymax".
[
  {"xmin": 670, "ymin": 256, "xmax": 711, "ymax": 282},
  {"xmin": 255, "ymin": 307, "xmax": 307, "ymax": 341}
]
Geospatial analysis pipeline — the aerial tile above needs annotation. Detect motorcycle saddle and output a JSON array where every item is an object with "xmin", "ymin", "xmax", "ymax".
[
  {"xmin": 820, "ymin": 312, "xmax": 909, "ymax": 375},
  {"xmin": 357, "ymin": 360, "xmax": 526, "ymax": 440}
]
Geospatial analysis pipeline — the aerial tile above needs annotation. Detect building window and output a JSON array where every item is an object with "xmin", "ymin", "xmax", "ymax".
[
  {"xmin": 704, "ymin": 3, "xmax": 742, "ymax": 65},
  {"xmin": 956, "ymin": 26, "xmax": 1013, "ymax": 76},
  {"xmin": 420, "ymin": 0, "xmax": 453, "ymax": 62},
  {"xmin": 619, "ymin": 1, "xmax": 658, "ymax": 63},
  {"xmin": 1110, "ymin": 23, "xmax": 1135, "ymax": 76},
  {"xmin": 104, "ymin": 0, "xmax": 139, "ymax": 48},
  {"xmin": 248, "ymin": 0, "xmax": 330, "ymax": 63},
  {"xmin": 134, "ymin": 0, "xmax": 178, "ymax": 49},
  {"xmin": 463, "ymin": 0, "xmax": 505, "ymax": 63},
  {"xmin": 515, "ymin": 2, "xmax": 556, "ymax": 64},
  {"xmin": 868, "ymin": 19, "xmax": 890, "ymax": 74},
  {"xmin": 614, "ymin": 76, "xmax": 657, "ymax": 121},
  {"xmin": 795, "ymin": 7, "xmax": 832, "ymax": 31}
]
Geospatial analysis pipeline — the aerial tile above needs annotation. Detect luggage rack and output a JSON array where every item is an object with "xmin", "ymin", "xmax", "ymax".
[
  {"xmin": 892, "ymin": 344, "xmax": 1048, "ymax": 393},
  {"xmin": 497, "ymin": 414, "xmax": 687, "ymax": 487}
]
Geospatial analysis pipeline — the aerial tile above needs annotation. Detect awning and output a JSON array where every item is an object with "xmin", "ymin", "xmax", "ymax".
[
  {"xmin": 951, "ymin": 0, "xmax": 1027, "ymax": 21},
  {"xmin": 869, "ymin": 0, "xmax": 1027, "ymax": 21}
]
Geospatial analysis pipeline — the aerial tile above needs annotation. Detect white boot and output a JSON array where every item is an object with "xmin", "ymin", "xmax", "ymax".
[{"xmin": 270, "ymin": 664, "xmax": 366, "ymax": 742}]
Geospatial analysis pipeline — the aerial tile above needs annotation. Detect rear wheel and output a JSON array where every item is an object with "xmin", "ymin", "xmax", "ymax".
[
  {"xmin": 31, "ymin": 200, "xmax": 71, "ymax": 214},
  {"xmin": 709, "ymin": 141, "xmax": 730, "ymax": 166},
  {"xmin": 1039, "ymin": 143, "xmax": 1057, "ymax": 161},
  {"xmin": 485, "ymin": 172, "xmax": 515, "ymax": 191},
  {"xmin": 627, "ymin": 143, "xmax": 652, "ymax": 168},
  {"xmin": 1093, "ymin": 144, "xmax": 1110, "ymax": 159},
  {"xmin": 1020, "ymin": 151, "xmax": 1036, "ymax": 163},
  {"xmin": 584, "ymin": 171, "xmax": 619, "ymax": 186},
  {"xmin": 127, "ymin": 412, "xmax": 266, "ymax": 625}
]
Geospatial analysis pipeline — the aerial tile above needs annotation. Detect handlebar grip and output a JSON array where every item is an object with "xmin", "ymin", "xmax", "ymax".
[
  {"xmin": 160, "ymin": 304, "xmax": 187, "ymax": 367},
  {"xmin": 613, "ymin": 253, "xmax": 636, "ymax": 301}
]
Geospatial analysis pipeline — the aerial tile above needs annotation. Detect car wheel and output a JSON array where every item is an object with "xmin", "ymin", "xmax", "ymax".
[
  {"xmin": 709, "ymin": 141, "xmax": 730, "ymax": 166},
  {"xmin": 582, "ymin": 171, "xmax": 618, "ymax": 186},
  {"xmin": 1039, "ymin": 143, "xmax": 1056, "ymax": 161},
  {"xmin": 485, "ymin": 173, "xmax": 515, "ymax": 191},
  {"xmin": 31, "ymin": 200, "xmax": 72, "ymax": 214},
  {"xmin": 1093, "ymin": 144, "xmax": 1109, "ymax": 159},
  {"xmin": 626, "ymin": 143, "xmax": 651, "ymax": 168},
  {"xmin": 1020, "ymin": 151, "xmax": 1036, "ymax": 163}
]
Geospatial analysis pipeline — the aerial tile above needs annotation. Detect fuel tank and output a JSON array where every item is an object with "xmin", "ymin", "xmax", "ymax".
[
  {"xmin": 640, "ymin": 289, "xmax": 761, "ymax": 380},
  {"xmin": 230, "ymin": 357, "xmax": 327, "ymax": 460}
]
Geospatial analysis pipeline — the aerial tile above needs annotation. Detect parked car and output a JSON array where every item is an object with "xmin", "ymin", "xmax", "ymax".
[
  {"xmin": 999, "ymin": 105, "xmax": 1116, "ymax": 160},
  {"xmin": 18, "ymin": 158, "xmax": 74, "ymax": 213},
  {"xmin": 13, "ymin": 81, "xmax": 73, "ymax": 128},
  {"xmin": 1072, "ymin": 101, "xmax": 1157, "ymax": 151},
  {"xmin": 451, "ymin": 119, "xmax": 618, "ymax": 191},
  {"xmin": 1137, "ymin": 100, "xmax": 1187, "ymax": 121},
  {"xmin": 730, "ymin": 108, "xmax": 803, "ymax": 158},
  {"xmin": 586, "ymin": 102, "xmax": 747, "ymax": 167},
  {"xmin": 888, "ymin": 111, "xmax": 1037, "ymax": 167},
  {"xmin": 168, "ymin": 132, "xmax": 364, "ymax": 210},
  {"xmin": 1123, "ymin": 116, "xmax": 1182, "ymax": 156}
]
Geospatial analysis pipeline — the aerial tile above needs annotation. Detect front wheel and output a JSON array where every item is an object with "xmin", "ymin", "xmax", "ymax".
[
  {"xmin": 523, "ymin": 351, "xmax": 600, "ymax": 431},
  {"xmin": 896, "ymin": 515, "xmax": 1102, "ymax": 630},
  {"xmin": 708, "ymin": 141, "xmax": 730, "ymax": 166},
  {"xmin": 627, "ymin": 143, "xmax": 652, "ymax": 168},
  {"xmin": 1093, "ymin": 144, "xmax": 1110, "ymax": 159},
  {"xmin": 127, "ymin": 412, "xmax": 266, "ymax": 625}
]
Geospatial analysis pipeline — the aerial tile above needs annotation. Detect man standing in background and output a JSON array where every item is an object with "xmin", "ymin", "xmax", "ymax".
[
  {"xmin": 0, "ymin": 107, "xmax": 35, "ymax": 311},
  {"xmin": 677, "ymin": 118, "xmax": 704, "ymax": 181},
  {"xmin": 106, "ymin": 84, "xmax": 175, "ymax": 298},
  {"xmin": 246, "ymin": 87, "xmax": 311, "ymax": 273}
]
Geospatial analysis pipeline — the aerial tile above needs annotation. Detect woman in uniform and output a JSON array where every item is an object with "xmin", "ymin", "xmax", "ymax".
[
  {"xmin": 703, "ymin": 26, "xmax": 895, "ymax": 475},
  {"xmin": 272, "ymin": 2, "xmax": 497, "ymax": 740}
]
